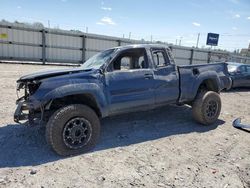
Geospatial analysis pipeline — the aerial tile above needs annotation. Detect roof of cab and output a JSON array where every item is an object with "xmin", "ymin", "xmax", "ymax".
[{"xmin": 112, "ymin": 44, "xmax": 170, "ymax": 50}]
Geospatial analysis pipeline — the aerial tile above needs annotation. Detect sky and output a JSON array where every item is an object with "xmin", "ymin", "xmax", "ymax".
[{"xmin": 1, "ymin": 0, "xmax": 250, "ymax": 51}]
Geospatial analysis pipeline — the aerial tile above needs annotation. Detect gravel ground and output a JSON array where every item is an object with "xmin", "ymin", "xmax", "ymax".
[{"xmin": 0, "ymin": 63, "xmax": 249, "ymax": 188}]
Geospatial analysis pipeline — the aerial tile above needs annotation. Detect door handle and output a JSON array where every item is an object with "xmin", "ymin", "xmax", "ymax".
[{"xmin": 144, "ymin": 73, "xmax": 153, "ymax": 79}]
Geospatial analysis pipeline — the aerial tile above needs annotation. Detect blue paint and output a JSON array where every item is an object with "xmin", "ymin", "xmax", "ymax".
[{"xmin": 14, "ymin": 44, "xmax": 231, "ymax": 123}]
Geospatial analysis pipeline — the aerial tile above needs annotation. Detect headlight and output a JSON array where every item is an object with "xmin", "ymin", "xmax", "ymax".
[
  {"xmin": 17, "ymin": 82, "xmax": 25, "ymax": 91},
  {"xmin": 27, "ymin": 82, "xmax": 41, "ymax": 95}
]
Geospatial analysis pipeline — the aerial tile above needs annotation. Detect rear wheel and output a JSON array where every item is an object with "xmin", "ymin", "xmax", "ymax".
[
  {"xmin": 192, "ymin": 91, "xmax": 221, "ymax": 125},
  {"xmin": 46, "ymin": 104, "xmax": 100, "ymax": 156}
]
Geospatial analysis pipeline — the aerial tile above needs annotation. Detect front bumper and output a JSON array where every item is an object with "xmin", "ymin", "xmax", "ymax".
[{"xmin": 14, "ymin": 99, "xmax": 30, "ymax": 123}]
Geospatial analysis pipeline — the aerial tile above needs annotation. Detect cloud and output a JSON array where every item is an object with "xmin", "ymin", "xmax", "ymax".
[
  {"xmin": 101, "ymin": 7, "xmax": 112, "ymax": 11},
  {"xmin": 247, "ymin": 17, "xmax": 250, "ymax": 20},
  {"xmin": 96, "ymin": 17, "xmax": 116, "ymax": 25},
  {"xmin": 232, "ymin": 27, "xmax": 238, "ymax": 30},
  {"xmin": 17, "ymin": 6, "xmax": 22, "ymax": 9},
  {"xmin": 192, "ymin": 22, "xmax": 201, "ymax": 27},
  {"xmin": 234, "ymin": 14, "xmax": 240, "ymax": 18},
  {"xmin": 96, "ymin": 22, "xmax": 105, "ymax": 25}
]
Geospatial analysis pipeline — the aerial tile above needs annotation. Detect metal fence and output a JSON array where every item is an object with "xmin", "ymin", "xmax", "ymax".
[{"xmin": 1, "ymin": 22, "xmax": 250, "ymax": 65}]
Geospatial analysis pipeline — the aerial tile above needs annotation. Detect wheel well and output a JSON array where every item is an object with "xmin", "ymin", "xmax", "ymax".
[
  {"xmin": 198, "ymin": 79, "xmax": 219, "ymax": 93},
  {"xmin": 48, "ymin": 94, "xmax": 102, "ymax": 117}
]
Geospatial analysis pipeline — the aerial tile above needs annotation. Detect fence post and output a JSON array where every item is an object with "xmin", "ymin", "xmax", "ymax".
[
  {"xmin": 82, "ymin": 35, "xmax": 86, "ymax": 63},
  {"xmin": 117, "ymin": 40, "xmax": 121, "ymax": 46},
  {"xmin": 207, "ymin": 51, "xmax": 211, "ymax": 64},
  {"xmin": 190, "ymin": 49, "xmax": 194, "ymax": 65},
  {"xmin": 42, "ymin": 29, "xmax": 46, "ymax": 64}
]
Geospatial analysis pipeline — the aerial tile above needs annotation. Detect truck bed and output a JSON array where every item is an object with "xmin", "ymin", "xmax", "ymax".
[{"xmin": 177, "ymin": 62, "xmax": 231, "ymax": 103}]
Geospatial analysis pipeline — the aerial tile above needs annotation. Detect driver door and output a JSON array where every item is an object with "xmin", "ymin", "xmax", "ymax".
[{"xmin": 105, "ymin": 48, "xmax": 155, "ymax": 115}]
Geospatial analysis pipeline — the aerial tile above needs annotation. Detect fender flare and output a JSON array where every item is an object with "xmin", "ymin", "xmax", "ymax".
[
  {"xmin": 190, "ymin": 71, "xmax": 221, "ymax": 99},
  {"xmin": 35, "ymin": 83, "xmax": 108, "ymax": 117}
]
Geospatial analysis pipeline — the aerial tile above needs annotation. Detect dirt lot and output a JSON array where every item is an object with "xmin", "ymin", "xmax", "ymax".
[{"xmin": 0, "ymin": 63, "xmax": 249, "ymax": 188}]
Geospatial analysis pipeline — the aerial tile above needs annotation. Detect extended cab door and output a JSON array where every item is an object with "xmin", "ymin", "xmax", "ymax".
[
  {"xmin": 151, "ymin": 48, "xmax": 179, "ymax": 105},
  {"xmin": 105, "ymin": 48, "xmax": 155, "ymax": 114}
]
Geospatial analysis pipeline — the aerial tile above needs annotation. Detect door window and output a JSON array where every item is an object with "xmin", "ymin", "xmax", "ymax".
[
  {"xmin": 246, "ymin": 65, "xmax": 250, "ymax": 73},
  {"xmin": 108, "ymin": 48, "xmax": 148, "ymax": 72},
  {"xmin": 120, "ymin": 57, "xmax": 130, "ymax": 70},
  {"xmin": 239, "ymin": 65, "xmax": 247, "ymax": 73}
]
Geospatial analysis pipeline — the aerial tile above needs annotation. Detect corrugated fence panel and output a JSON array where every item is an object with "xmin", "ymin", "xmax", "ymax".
[
  {"xmin": 192, "ymin": 51, "xmax": 208, "ymax": 64},
  {"xmin": 120, "ymin": 41, "xmax": 132, "ymax": 46},
  {"xmin": 172, "ymin": 48, "xmax": 191, "ymax": 59},
  {"xmin": 86, "ymin": 38, "xmax": 118, "ymax": 51},
  {"xmin": 210, "ymin": 55, "xmax": 227, "ymax": 62},
  {"xmin": 46, "ymin": 33, "xmax": 82, "ymax": 48},
  {"xmin": 1, "ymin": 23, "xmax": 250, "ymax": 65},
  {"xmin": 193, "ymin": 51, "xmax": 208, "ymax": 61},
  {"xmin": 11, "ymin": 29, "xmax": 41, "ymax": 44},
  {"xmin": 1, "ymin": 28, "xmax": 41, "ymax": 44},
  {"xmin": 0, "ymin": 43, "xmax": 42, "ymax": 59},
  {"xmin": 175, "ymin": 59, "xmax": 190, "ymax": 65},
  {"xmin": 46, "ymin": 48, "xmax": 81, "ymax": 62},
  {"xmin": 85, "ymin": 51, "xmax": 98, "ymax": 60}
]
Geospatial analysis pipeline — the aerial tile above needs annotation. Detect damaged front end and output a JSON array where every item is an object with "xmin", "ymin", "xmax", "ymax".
[{"xmin": 14, "ymin": 80, "xmax": 42, "ymax": 125}]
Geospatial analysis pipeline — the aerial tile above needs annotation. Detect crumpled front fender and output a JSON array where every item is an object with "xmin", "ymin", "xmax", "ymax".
[{"xmin": 29, "ymin": 82, "xmax": 108, "ymax": 117}]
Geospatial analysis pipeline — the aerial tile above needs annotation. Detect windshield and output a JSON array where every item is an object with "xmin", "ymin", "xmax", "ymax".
[
  {"xmin": 81, "ymin": 48, "xmax": 116, "ymax": 69},
  {"xmin": 227, "ymin": 64, "xmax": 238, "ymax": 73}
]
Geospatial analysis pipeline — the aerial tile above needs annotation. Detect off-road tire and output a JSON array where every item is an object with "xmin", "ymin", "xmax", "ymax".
[
  {"xmin": 46, "ymin": 104, "xmax": 100, "ymax": 156},
  {"xmin": 192, "ymin": 91, "xmax": 221, "ymax": 125}
]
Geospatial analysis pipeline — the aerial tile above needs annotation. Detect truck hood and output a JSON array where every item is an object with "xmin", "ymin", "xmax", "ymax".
[{"xmin": 17, "ymin": 67, "xmax": 93, "ymax": 82}]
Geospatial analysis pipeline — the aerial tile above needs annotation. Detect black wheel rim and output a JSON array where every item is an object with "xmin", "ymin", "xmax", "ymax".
[
  {"xmin": 63, "ymin": 117, "xmax": 92, "ymax": 149},
  {"xmin": 205, "ymin": 100, "xmax": 218, "ymax": 119}
]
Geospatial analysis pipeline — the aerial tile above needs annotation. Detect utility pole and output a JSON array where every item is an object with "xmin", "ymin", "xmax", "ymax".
[
  {"xmin": 179, "ymin": 37, "xmax": 183, "ymax": 46},
  {"xmin": 129, "ymin": 32, "xmax": 131, "ymax": 40},
  {"xmin": 151, "ymin": 35, "xmax": 153, "ymax": 43},
  {"xmin": 86, "ymin": 27, "xmax": 88, "ymax": 33},
  {"xmin": 196, "ymin": 33, "xmax": 200, "ymax": 48},
  {"xmin": 175, "ymin": 39, "xmax": 178, "ymax": 45},
  {"xmin": 48, "ymin": 20, "xmax": 50, "ymax": 28}
]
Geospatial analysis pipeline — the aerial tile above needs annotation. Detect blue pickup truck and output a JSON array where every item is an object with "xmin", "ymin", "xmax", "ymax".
[{"xmin": 14, "ymin": 44, "xmax": 231, "ymax": 156}]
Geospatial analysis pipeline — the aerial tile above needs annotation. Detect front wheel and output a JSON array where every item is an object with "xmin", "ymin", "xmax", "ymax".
[
  {"xmin": 46, "ymin": 104, "xmax": 100, "ymax": 156},
  {"xmin": 192, "ymin": 91, "xmax": 221, "ymax": 125}
]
